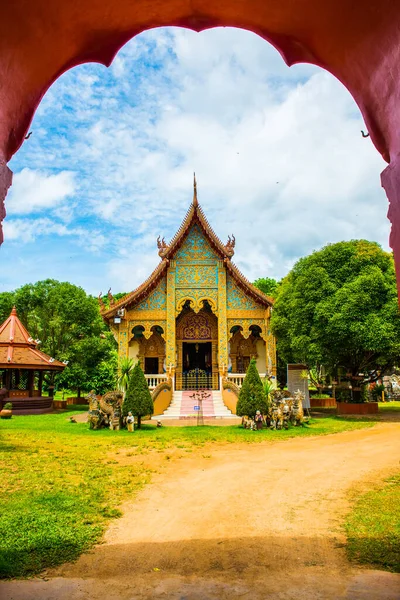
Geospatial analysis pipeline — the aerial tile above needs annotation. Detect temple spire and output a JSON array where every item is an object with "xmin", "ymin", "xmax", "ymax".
[{"xmin": 193, "ymin": 172, "xmax": 198, "ymax": 207}]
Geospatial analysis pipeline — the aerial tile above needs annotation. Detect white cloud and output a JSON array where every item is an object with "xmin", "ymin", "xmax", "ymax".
[
  {"xmin": 5, "ymin": 27, "xmax": 390, "ymax": 293},
  {"xmin": 7, "ymin": 169, "xmax": 76, "ymax": 215}
]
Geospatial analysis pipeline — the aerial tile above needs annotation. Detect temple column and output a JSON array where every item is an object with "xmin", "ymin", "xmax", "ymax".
[
  {"xmin": 217, "ymin": 261, "xmax": 228, "ymax": 379},
  {"xmin": 166, "ymin": 261, "xmax": 176, "ymax": 374},
  {"xmin": 118, "ymin": 320, "xmax": 129, "ymax": 361},
  {"xmin": 265, "ymin": 308, "xmax": 277, "ymax": 379}
]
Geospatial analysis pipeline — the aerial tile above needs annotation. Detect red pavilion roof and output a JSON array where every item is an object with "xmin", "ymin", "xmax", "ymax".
[{"xmin": 0, "ymin": 307, "xmax": 66, "ymax": 370}]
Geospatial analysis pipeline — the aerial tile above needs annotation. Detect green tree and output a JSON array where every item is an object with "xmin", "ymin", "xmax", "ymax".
[
  {"xmin": 1, "ymin": 279, "xmax": 105, "ymax": 357},
  {"xmin": 271, "ymin": 240, "xmax": 400, "ymax": 401},
  {"xmin": 123, "ymin": 363, "xmax": 153, "ymax": 428},
  {"xmin": 236, "ymin": 358, "xmax": 268, "ymax": 418},
  {"xmin": 0, "ymin": 279, "xmax": 117, "ymax": 396},
  {"xmin": 0, "ymin": 292, "xmax": 14, "ymax": 323},
  {"xmin": 117, "ymin": 357, "xmax": 134, "ymax": 394},
  {"xmin": 57, "ymin": 336, "xmax": 117, "ymax": 397},
  {"xmin": 253, "ymin": 277, "xmax": 279, "ymax": 298}
]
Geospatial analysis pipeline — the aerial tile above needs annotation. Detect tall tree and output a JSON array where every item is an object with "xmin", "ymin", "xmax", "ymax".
[
  {"xmin": 0, "ymin": 279, "xmax": 117, "ymax": 395},
  {"xmin": 253, "ymin": 277, "xmax": 279, "ymax": 298},
  {"xmin": 271, "ymin": 240, "xmax": 400, "ymax": 400},
  {"xmin": 123, "ymin": 363, "xmax": 153, "ymax": 428},
  {"xmin": 236, "ymin": 358, "xmax": 268, "ymax": 418}
]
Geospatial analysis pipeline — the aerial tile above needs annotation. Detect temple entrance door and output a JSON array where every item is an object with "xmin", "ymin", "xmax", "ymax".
[
  {"xmin": 144, "ymin": 357, "xmax": 158, "ymax": 374},
  {"xmin": 183, "ymin": 342, "xmax": 211, "ymax": 371},
  {"xmin": 181, "ymin": 342, "xmax": 213, "ymax": 390}
]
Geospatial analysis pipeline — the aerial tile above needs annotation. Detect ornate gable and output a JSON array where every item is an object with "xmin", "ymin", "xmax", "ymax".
[
  {"xmin": 227, "ymin": 275, "xmax": 264, "ymax": 310},
  {"xmin": 174, "ymin": 223, "xmax": 219, "ymax": 262},
  {"xmin": 134, "ymin": 277, "xmax": 167, "ymax": 311}
]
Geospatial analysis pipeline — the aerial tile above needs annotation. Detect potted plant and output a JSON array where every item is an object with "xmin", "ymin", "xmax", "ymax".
[{"xmin": 0, "ymin": 402, "xmax": 13, "ymax": 419}]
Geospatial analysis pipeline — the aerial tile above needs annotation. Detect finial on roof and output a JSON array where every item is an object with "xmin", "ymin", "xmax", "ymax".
[
  {"xmin": 11, "ymin": 306, "xmax": 17, "ymax": 315},
  {"xmin": 193, "ymin": 172, "xmax": 198, "ymax": 207}
]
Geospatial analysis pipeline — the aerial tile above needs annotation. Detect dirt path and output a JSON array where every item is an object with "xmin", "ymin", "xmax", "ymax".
[{"xmin": 2, "ymin": 423, "xmax": 400, "ymax": 599}]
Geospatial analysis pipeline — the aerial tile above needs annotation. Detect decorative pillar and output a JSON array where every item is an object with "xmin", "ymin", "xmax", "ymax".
[
  {"xmin": 211, "ymin": 340, "xmax": 218, "ymax": 373},
  {"xmin": 265, "ymin": 308, "xmax": 277, "ymax": 378},
  {"xmin": 217, "ymin": 261, "xmax": 228, "ymax": 372},
  {"xmin": 38, "ymin": 371, "xmax": 43, "ymax": 397},
  {"xmin": 118, "ymin": 321, "xmax": 129, "ymax": 361},
  {"xmin": 28, "ymin": 370, "xmax": 34, "ymax": 397},
  {"xmin": 166, "ymin": 261, "xmax": 176, "ymax": 369}
]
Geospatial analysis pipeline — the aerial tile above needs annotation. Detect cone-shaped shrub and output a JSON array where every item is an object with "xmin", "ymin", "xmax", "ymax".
[
  {"xmin": 236, "ymin": 358, "xmax": 268, "ymax": 419},
  {"xmin": 123, "ymin": 362, "xmax": 153, "ymax": 428}
]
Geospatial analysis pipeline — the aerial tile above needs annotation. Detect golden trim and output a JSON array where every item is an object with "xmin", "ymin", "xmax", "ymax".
[{"xmin": 227, "ymin": 309, "xmax": 265, "ymax": 319}]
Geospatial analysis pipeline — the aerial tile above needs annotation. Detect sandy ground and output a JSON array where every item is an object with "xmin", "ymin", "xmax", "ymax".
[{"xmin": 2, "ymin": 422, "xmax": 400, "ymax": 600}]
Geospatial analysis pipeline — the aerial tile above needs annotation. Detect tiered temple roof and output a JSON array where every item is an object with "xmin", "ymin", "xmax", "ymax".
[
  {"xmin": 102, "ymin": 178, "xmax": 273, "ymax": 318},
  {"xmin": 0, "ymin": 307, "xmax": 65, "ymax": 370}
]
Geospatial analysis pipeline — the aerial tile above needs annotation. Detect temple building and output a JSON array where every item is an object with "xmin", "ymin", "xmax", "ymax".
[{"xmin": 101, "ymin": 179, "xmax": 276, "ymax": 415}]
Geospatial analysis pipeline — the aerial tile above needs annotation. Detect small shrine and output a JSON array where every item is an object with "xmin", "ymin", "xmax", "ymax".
[
  {"xmin": 0, "ymin": 307, "xmax": 66, "ymax": 411},
  {"xmin": 101, "ymin": 177, "xmax": 276, "ymax": 395}
]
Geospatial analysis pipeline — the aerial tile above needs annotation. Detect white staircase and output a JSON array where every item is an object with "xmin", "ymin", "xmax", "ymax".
[
  {"xmin": 153, "ymin": 390, "xmax": 236, "ymax": 420},
  {"xmin": 157, "ymin": 391, "xmax": 183, "ymax": 419}
]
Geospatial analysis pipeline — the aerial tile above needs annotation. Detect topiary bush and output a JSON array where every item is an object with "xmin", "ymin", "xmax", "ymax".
[
  {"xmin": 236, "ymin": 358, "xmax": 268, "ymax": 419},
  {"xmin": 122, "ymin": 362, "xmax": 153, "ymax": 429}
]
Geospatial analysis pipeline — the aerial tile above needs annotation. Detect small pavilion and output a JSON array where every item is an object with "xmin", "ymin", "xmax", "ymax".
[{"xmin": 0, "ymin": 307, "xmax": 65, "ymax": 411}]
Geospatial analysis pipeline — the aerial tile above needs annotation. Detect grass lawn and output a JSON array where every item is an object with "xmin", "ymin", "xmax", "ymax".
[
  {"xmin": 345, "ymin": 473, "xmax": 400, "ymax": 572},
  {"xmin": 378, "ymin": 400, "xmax": 400, "ymax": 412},
  {"xmin": 0, "ymin": 410, "xmax": 377, "ymax": 579}
]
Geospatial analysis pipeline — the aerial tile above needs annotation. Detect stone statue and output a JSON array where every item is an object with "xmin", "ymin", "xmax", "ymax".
[
  {"xmin": 291, "ymin": 390, "xmax": 305, "ymax": 426},
  {"xmin": 126, "ymin": 411, "xmax": 135, "ymax": 432},
  {"xmin": 270, "ymin": 401, "xmax": 283, "ymax": 430},
  {"xmin": 87, "ymin": 390, "xmax": 105, "ymax": 430},
  {"xmin": 87, "ymin": 389, "xmax": 123, "ymax": 430}
]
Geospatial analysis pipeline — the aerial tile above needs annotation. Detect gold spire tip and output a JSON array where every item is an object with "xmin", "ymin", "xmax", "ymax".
[{"xmin": 193, "ymin": 172, "xmax": 198, "ymax": 207}]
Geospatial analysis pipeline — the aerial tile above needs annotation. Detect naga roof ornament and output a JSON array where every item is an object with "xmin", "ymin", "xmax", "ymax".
[
  {"xmin": 224, "ymin": 234, "xmax": 235, "ymax": 257},
  {"xmin": 157, "ymin": 235, "xmax": 169, "ymax": 257}
]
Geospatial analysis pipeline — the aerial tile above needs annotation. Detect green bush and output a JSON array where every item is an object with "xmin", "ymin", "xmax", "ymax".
[
  {"xmin": 236, "ymin": 358, "xmax": 268, "ymax": 419},
  {"xmin": 123, "ymin": 362, "xmax": 153, "ymax": 428},
  {"xmin": 3, "ymin": 402, "xmax": 12, "ymax": 410},
  {"xmin": 372, "ymin": 384, "xmax": 387, "ymax": 401}
]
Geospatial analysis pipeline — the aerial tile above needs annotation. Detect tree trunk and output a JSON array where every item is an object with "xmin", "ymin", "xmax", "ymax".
[
  {"xmin": 137, "ymin": 415, "xmax": 141, "ymax": 429},
  {"xmin": 77, "ymin": 387, "xmax": 81, "ymax": 399}
]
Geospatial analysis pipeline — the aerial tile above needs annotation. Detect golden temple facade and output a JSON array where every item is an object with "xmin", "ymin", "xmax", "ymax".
[{"xmin": 102, "ymin": 178, "xmax": 276, "ymax": 392}]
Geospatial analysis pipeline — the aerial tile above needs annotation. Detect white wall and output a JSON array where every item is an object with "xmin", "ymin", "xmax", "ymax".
[
  {"xmin": 256, "ymin": 339, "xmax": 266, "ymax": 374},
  {"xmin": 128, "ymin": 340, "xmax": 140, "ymax": 363}
]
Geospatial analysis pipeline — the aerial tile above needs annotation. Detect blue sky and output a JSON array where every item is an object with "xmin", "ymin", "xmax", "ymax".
[{"xmin": 1, "ymin": 27, "xmax": 388, "ymax": 295}]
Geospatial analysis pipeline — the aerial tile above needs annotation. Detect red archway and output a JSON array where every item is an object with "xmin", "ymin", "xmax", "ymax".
[{"xmin": 1, "ymin": 1, "xmax": 399, "ymax": 286}]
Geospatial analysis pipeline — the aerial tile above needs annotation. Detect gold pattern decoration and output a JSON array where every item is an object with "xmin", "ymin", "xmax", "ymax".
[
  {"xmin": 137, "ymin": 331, "xmax": 166, "ymax": 373},
  {"xmin": 217, "ymin": 262, "xmax": 228, "ymax": 370},
  {"xmin": 166, "ymin": 266, "xmax": 176, "ymax": 366},
  {"xmin": 175, "ymin": 264, "xmax": 218, "ymax": 288},
  {"xmin": 134, "ymin": 278, "xmax": 167, "ymax": 311},
  {"xmin": 227, "ymin": 318, "xmax": 267, "ymax": 340},
  {"xmin": 229, "ymin": 329, "xmax": 258, "ymax": 371},
  {"xmin": 128, "ymin": 309, "xmax": 166, "ymax": 322},
  {"xmin": 227, "ymin": 275, "xmax": 263, "ymax": 310},
  {"xmin": 174, "ymin": 223, "xmax": 219, "ymax": 261},
  {"xmin": 175, "ymin": 288, "xmax": 218, "ymax": 315},
  {"xmin": 118, "ymin": 321, "xmax": 129, "ymax": 360},
  {"xmin": 176, "ymin": 309, "xmax": 218, "ymax": 341},
  {"xmin": 264, "ymin": 309, "xmax": 277, "ymax": 377},
  {"xmin": 227, "ymin": 308, "xmax": 265, "ymax": 319}
]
